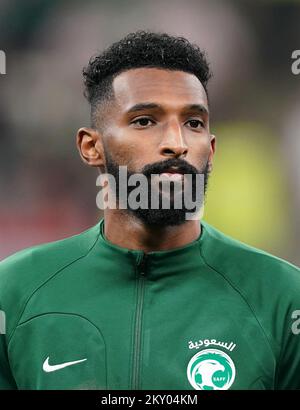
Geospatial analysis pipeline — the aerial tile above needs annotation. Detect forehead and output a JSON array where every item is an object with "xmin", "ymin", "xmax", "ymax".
[{"xmin": 111, "ymin": 67, "xmax": 208, "ymax": 111}]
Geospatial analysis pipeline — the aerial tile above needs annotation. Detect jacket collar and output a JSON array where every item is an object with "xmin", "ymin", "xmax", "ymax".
[{"xmin": 97, "ymin": 218, "xmax": 207, "ymax": 278}]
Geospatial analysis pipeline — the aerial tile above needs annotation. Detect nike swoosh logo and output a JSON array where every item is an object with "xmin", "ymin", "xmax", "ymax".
[{"xmin": 43, "ymin": 356, "xmax": 87, "ymax": 373}]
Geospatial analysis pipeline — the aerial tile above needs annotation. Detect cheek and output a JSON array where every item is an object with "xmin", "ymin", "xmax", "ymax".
[
  {"xmin": 104, "ymin": 127, "xmax": 155, "ymax": 168},
  {"xmin": 103, "ymin": 134, "xmax": 145, "ymax": 170},
  {"xmin": 102, "ymin": 128, "xmax": 131, "ymax": 162},
  {"xmin": 187, "ymin": 137, "xmax": 211, "ymax": 162}
]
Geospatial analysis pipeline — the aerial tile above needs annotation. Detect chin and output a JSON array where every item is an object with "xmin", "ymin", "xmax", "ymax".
[{"xmin": 128, "ymin": 208, "xmax": 193, "ymax": 227}]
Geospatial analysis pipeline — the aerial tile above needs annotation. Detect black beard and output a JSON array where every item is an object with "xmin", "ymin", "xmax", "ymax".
[{"xmin": 103, "ymin": 151, "xmax": 210, "ymax": 227}]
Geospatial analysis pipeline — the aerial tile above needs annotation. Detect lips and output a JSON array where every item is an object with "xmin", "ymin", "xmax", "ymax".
[
  {"xmin": 160, "ymin": 173, "xmax": 183, "ymax": 182},
  {"xmin": 162, "ymin": 167, "xmax": 183, "ymax": 174},
  {"xmin": 159, "ymin": 168, "xmax": 184, "ymax": 180},
  {"xmin": 160, "ymin": 167, "xmax": 184, "ymax": 175}
]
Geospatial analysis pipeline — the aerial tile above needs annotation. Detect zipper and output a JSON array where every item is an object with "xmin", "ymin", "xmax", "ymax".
[{"xmin": 131, "ymin": 252, "xmax": 147, "ymax": 390}]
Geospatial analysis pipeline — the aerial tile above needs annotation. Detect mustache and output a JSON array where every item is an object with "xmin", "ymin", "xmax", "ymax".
[{"xmin": 141, "ymin": 158, "xmax": 201, "ymax": 177}]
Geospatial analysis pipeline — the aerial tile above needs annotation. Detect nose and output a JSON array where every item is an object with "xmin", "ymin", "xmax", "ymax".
[{"xmin": 159, "ymin": 119, "xmax": 188, "ymax": 159}]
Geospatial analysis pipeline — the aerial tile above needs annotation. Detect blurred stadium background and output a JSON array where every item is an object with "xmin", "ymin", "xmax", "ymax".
[{"xmin": 0, "ymin": 0, "xmax": 300, "ymax": 264}]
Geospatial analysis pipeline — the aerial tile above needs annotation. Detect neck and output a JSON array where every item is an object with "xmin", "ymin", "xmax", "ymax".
[{"xmin": 103, "ymin": 209, "xmax": 201, "ymax": 253}]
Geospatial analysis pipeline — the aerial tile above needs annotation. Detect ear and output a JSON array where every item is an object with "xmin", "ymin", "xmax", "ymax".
[
  {"xmin": 76, "ymin": 127, "xmax": 105, "ymax": 168},
  {"xmin": 208, "ymin": 134, "xmax": 216, "ymax": 172}
]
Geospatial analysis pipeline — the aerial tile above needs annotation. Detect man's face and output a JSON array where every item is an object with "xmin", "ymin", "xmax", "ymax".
[{"xmin": 96, "ymin": 67, "xmax": 215, "ymax": 226}]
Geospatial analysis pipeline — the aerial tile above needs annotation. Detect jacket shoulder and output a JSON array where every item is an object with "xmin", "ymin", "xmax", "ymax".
[
  {"xmin": 201, "ymin": 220, "xmax": 300, "ymax": 286},
  {"xmin": 0, "ymin": 222, "xmax": 101, "ymax": 337}
]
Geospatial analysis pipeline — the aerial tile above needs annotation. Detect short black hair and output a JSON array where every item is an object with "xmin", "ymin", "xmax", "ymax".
[{"xmin": 83, "ymin": 30, "xmax": 212, "ymax": 127}]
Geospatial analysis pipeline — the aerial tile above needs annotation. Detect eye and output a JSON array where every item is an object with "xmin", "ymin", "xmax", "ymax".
[
  {"xmin": 185, "ymin": 119, "xmax": 205, "ymax": 129},
  {"xmin": 131, "ymin": 117, "xmax": 155, "ymax": 127}
]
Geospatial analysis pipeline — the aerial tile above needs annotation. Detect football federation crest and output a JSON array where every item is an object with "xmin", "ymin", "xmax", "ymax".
[{"xmin": 187, "ymin": 349, "xmax": 236, "ymax": 390}]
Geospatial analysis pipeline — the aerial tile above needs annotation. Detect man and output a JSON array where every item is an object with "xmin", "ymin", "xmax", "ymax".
[{"xmin": 1, "ymin": 31, "xmax": 300, "ymax": 390}]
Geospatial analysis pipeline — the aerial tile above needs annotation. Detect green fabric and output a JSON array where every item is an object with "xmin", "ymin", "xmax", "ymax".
[{"xmin": 1, "ymin": 219, "xmax": 300, "ymax": 390}]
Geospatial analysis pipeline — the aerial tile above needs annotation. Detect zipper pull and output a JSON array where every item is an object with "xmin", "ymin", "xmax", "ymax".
[{"xmin": 138, "ymin": 253, "xmax": 147, "ymax": 276}]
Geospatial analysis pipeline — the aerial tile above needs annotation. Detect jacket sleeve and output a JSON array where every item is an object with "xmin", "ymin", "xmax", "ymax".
[
  {"xmin": 0, "ymin": 308, "xmax": 17, "ymax": 389},
  {"xmin": 275, "ymin": 308, "xmax": 300, "ymax": 389}
]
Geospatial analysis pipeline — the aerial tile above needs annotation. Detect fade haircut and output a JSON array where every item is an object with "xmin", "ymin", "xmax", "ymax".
[{"xmin": 83, "ymin": 30, "xmax": 212, "ymax": 128}]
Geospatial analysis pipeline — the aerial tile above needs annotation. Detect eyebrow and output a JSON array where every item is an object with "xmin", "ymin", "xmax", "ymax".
[{"xmin": 126, "ymin": 102, "xmax": 209, "ymax": 116}]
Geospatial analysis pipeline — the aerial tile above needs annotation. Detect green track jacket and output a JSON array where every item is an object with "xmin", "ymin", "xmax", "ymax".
[{"xmin": 1, "ymin": 219, "xmax": 300, "ymax": 390}]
